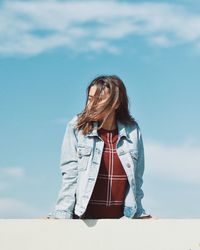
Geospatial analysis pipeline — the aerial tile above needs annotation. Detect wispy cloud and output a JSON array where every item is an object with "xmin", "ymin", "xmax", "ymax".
[
  {"xmin": 0, "ymin": 167, "xmax": 26, "ymax": 193},
  {"xmin": 0, "ymin": 167, "xmax": 25, "ymax": 178},
  {"xmin": 1, "ymin": 1, "xmax": 200, "ymax": 56},
  {"xmin": 145, "ymin": 140, "xmax": 200, "ymax": 184},
  {"xmin": 148, "ymin": 35, "xmax": 172, "ymax": 47},
  {"xmin": 0, "ymin": 198, "xmax": 40, "ymax": 218}
]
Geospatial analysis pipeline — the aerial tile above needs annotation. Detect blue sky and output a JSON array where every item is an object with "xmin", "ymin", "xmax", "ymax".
[{"xmin": 0, "ymin": 0, "xmax": 200, "ymax": 218}]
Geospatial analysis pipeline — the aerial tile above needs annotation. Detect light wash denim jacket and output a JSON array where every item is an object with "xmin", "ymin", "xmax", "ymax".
[{"xmin": 48, "ymin": 115, "xmax": 150, "ymax": 219}]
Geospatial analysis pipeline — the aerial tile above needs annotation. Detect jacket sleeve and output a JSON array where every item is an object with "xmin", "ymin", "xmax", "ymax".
[
  {"xmin": 48, "ymin": 120, "xmax": 78, "ymax": 219},
  {"xmin": 133, "ymin": 124, "xmax": 151, "ymax": 218}
]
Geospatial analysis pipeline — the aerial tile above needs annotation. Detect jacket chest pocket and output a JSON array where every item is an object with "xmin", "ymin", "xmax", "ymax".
[{"xmin": 77, "ymin": 146, "xmax": 92, "ymax": 171}]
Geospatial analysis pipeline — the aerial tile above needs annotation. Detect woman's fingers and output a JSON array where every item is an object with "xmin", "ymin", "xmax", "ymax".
[
  {"xmin": 135, "ymin": 214, "xmax": 159, "ymax": 219},
  {"xmin": 36, "ymin": 216, "xmax": 50, "ymax": 219}
]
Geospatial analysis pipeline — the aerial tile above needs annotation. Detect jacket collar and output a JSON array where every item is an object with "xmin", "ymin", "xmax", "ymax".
[{"xmin": 85, "ymin": 120, "xmax": 129, "ymax": 140}]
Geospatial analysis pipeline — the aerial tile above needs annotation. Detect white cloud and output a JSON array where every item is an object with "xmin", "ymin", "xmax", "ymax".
[
  {"xmin": 145, "ymin": 140, "xmax": 200, "ymax": 184},
  {"xmin": 1, "ymin": 1, "xmax": 200, "ymax": 56},
  {"xmin": 149, "ymin": 35, "xmax": 172, "ymax": 47},
  {"xmin": 0, "ymin": 167, "xmax": 26, "ymax": 194},
  {"xmin": 0, "ymin": 198, "xmax": 40, "ymax": 218},
  {"xmin": 0, "ymin": 183, "xmax": 9, "ymax": 192},
  {"xmin": 0, "ymin": 167, "xmax": 25, "ymax": 177}
]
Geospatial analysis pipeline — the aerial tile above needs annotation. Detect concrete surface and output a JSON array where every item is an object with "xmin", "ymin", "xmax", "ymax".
[{"xmin": 0, "ymin": 219, "xmax": 200, "ymax": 250}]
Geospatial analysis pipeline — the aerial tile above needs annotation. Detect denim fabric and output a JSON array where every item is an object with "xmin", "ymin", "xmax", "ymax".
[{"xmin": 48, "ymin": 115, "xmax": 150, "ymax": 219}]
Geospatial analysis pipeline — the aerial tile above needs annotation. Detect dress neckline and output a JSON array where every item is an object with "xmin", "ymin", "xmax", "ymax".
[{"xmin": 98, "ymin": 127, "xmax": 118, "ymax": 133}]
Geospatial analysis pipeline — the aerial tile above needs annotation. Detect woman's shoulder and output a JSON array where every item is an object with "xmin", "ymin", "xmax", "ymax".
[
  {"xmin": 62, "ymin": 115, "xmax": 79, "ymax": 133},
  {"xmin": 68, "ymin": 115, "xmax": 78, "ymax": 126},
  {"xmin": 125, "ymin": 119, "xmax": 140, "ymax": 130},
  {"xmin": 124, "ymin": 120, "xmax": 142, "ymax": 139}
]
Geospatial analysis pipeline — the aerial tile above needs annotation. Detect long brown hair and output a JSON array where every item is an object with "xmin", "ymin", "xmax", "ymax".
[{"xmin": 76, "ymin": 75, "xmax": 136, "ymax": 135}]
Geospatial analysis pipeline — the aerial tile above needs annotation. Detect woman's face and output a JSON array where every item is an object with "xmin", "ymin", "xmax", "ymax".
[{"xmin": 87, "ymin": 85, "xmax": 110, "ymax": 109}]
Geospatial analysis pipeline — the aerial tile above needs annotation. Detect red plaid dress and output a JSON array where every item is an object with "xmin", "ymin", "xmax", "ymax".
[{"xmin": 82, "ymin": 126, "xmax": 129, "ymax": 219}]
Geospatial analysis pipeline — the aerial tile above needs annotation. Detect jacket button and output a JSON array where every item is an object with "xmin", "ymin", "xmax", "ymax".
[{"xmin": 127, "ymin": 163, "xmax": 131, "ymax": 168}]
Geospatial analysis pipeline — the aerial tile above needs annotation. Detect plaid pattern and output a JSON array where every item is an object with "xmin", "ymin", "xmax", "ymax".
[{"xmin": 82, "ymin": 127, "xmax": 129, "ymax": 219}]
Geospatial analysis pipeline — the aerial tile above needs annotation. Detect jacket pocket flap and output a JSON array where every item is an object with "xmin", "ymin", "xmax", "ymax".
[
  {"xmin": 77, "ymin": 146, "xmax": 92, "ymax": 156},
  {"xmin": 129, "ymin": 150, "xmax": 138, "ymax": 160}
]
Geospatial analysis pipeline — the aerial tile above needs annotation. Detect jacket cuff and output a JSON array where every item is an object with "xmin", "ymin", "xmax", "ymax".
[{"xmin": 47, "ymin": 210, "xmax": 73, "ymax": 219}]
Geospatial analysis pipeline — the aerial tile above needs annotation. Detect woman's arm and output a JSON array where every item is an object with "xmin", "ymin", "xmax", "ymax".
[
  {"xmin": 132, "ymin": 125, "xmax": 151, "ymax": 219},
  {"xmin": 48, "ymin": 119, "xmax": 78, "ymax": 219}
]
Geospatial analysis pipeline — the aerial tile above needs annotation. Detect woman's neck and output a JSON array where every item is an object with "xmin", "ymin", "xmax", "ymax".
[{"xmin": 99, "ymin": 113, "xmax": 117, "ymax": 130}]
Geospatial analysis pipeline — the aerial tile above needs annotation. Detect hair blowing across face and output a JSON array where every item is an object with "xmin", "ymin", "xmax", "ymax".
[{"xmin": 76, "ymin": 75, "xmax": 136, "ymax": 135}]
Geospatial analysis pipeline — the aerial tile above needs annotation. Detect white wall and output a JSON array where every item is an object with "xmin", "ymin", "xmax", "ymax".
[{"xmin": 0, "ymin": 219, "xmax": 200, "ymax": 250}]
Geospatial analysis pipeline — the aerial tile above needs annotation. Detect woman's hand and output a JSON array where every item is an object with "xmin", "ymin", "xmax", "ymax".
[
  {"xmin": 134, "ymin": 214, "xmax": 159, "ymax": 219},
  {"xmin": 36, "ymin": 216, "xmax": 50, "ymax": 219}
]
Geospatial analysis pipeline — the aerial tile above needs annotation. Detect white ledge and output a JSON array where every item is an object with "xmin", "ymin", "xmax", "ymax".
[{"xmin": 0, "ymin": 219, "xmax": 200, "ymax": 250}]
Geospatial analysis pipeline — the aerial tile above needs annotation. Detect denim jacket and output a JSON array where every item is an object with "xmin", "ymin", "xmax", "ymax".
[{"xmin": 48, "ymin": 115, "xmax": 150, "ymax": 219}]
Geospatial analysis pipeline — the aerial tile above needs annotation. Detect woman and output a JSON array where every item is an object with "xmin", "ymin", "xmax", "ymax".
[{"xmin": 47, "ymin": 75, "xmax": 153, "ymax": 219}]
